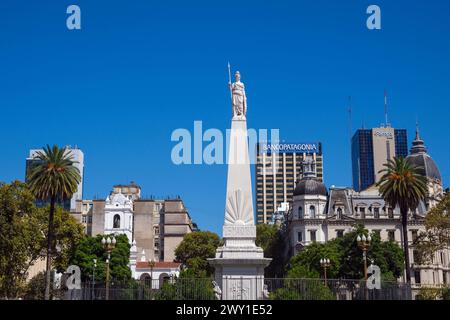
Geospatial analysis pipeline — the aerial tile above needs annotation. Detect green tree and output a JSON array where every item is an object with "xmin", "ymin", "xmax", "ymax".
[
  {"xmin": 286, "ymin": 225, "xmax": 404, "ymax": 281},
  {"xmin": 31, "ymin": 206, "xmax": 85, "ymax": 273},
  {"xmin": 27, "ymin": 145, "xmax": 81, "ymax": 299},
  {"xmin": 70, "ymin": 234, "xmax": 131, "ymax": 282},
  {"xmin": 0, "ymin": 181, "xmax": 43, "ymax": 298},
  {"xmin": 415, "ymin": 192, "xmax": 450, "ymax": 264},
  {"xmin": 335, "ymin": 224, "xmax": 404, "ymax": 280},
  {"xmin": 256, "ymin": 224, "xmax": 287, "ymax": 277},
  {"xmin": 270, "ymin": 282, "xmax": 335, "ymax": 300},
  {"xmin": 256, "ymin": 223, "xmax": 279, "ymax": 250},
  {"xmin": 154, "ymin": 269, "xmax": 215, "ymax": 300},
  {"xmin": 0, "ymin": 181, "xmax": 84, "ymax": 298},
  {"xmin": 377, "ymin": 157, "xmax": 427, "ymax": 284},
  {"xmin": 174, "ymin": 231, "xmax": 221, "ymax": 276},
  {"xmin": 23, "ymin": 272, "xmax": 46, "ymax": 300},
  {"xmin": 288, "ymin": 241, "xmax": 341, "ymax": 279},
  {"xmin": 286, "ymin": 264, "xmax": 320, "ymax": 278}
]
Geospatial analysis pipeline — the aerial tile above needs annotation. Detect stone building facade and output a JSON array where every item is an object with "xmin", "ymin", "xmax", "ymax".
[
  {"xmin": 287, "ymin": 128, "xmax": 448, "ymax": 288},
  {"xmin": 72, "ymin": 183, "xmax": 195, "ymax": 263}
]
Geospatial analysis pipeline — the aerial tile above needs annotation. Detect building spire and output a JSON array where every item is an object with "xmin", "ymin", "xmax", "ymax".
[
  {"xmin": 411, "ymin": 121, "xmax": 426, "ymax": 154},
  {"xmin": 415, "ymin": 118, "xmax": 421, "ymax": 140}
]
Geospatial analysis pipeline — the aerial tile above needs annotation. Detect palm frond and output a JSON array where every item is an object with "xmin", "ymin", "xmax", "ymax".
[
  {"xmin": 376, "ymin": 156, "xmax": 428, "ymax": 211},
  {"xmin": 27, "ymin": 145, "xmax": 81, "ymax": 201}
]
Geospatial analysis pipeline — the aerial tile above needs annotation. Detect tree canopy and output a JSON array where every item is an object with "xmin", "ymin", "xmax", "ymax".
[
  {"xmin": 415, "ymin": 192, "xmax": 450, "ymax": 264},
  {"xmin": 256, "ymin": 224, "xmax": 288, "ymax": 277},
  {"xmin": 0, "ymin": 181, "xmax": 85, "ymax": 298},
  {"xmin": 286, "ymin": 224, "xmax": 404, "ymax": 280},
  {"xmin": 174, "ymin": 231, "xmax": 221, "ymax": 277},
  {"xmin": 70, "ymin": 234, "xmax": 131, "ymax": 282}
]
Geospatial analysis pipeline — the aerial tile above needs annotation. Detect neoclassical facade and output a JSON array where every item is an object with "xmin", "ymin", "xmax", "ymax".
[
  {"xmin": 72, "ymin": 183, "xmax": 195, "ymax": 281},
  {"xmin": 287, "ymin": 129, "xmax": 448, "ymax": 288}
]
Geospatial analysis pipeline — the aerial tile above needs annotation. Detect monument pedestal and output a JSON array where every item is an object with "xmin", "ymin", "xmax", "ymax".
[{"xmin": 209, "ymin": 225, "xmax": 271, "ymax": 300}]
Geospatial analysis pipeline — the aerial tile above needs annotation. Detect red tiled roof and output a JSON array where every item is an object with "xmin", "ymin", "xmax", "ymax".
[{"xmin": 136, "ymin": 261, "xmax": 181, "ymax": 269}]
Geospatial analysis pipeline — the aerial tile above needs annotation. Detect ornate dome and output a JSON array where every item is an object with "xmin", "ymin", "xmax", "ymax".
[
  {"xmin": 406, "ymin": 127, "xmax": 441, "ymax": 182},
  {"xmin": 294, "ymin": 177, "xmax": 328, "ymax": 196}
]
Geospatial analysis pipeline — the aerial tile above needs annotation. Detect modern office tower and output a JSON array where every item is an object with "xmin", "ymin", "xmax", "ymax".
[
  {"xmin": 25, "ymin": 146, "xmax": 84, "ymax": 211},
  {"xmin": 351, "ymin": 127, "xmax": 407, "ymax": 192},
  {"xmin": 255, "ymin": 142, "xmax": 323, "ymax": 224}
]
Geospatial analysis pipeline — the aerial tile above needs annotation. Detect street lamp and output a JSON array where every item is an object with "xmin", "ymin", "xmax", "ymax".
[
  {"xmin": 357, "ymin": 234, "xmax": 372, "ymax": 280},
  {"xmin": 92, "ymin": 258, "xmax": 97, "ymax": 300},
  {"xmin": 320, "ymin": 258, "xmax": 331, "ymax": 285},
  {"xmin": 148, "ymin": 259, "xmax": 156, "ymax": 298},
  {"xmin": 102, "ymin": 235, "xmax": 116, "ymax": 300}
]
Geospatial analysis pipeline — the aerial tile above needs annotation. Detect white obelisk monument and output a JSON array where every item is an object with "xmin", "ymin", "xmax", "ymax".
[{"xmin": 209, "ymin": 66, "xmax": 271, "ymax": 300}]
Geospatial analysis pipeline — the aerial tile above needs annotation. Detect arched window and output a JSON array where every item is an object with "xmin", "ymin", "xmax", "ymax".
[
  {"xmin": 298, "ymin": 206, "xmax": 303, "ymax": 219},
  {"xmin": 113, "ymin": 214, "xmax": 120, "ymax": 228},
  {"xmin": 337, "ymin": 207, "xmax": 343, "ymax": 219},
  {"xmin": 140, "ymin": 273, "xmax": 152, "ymax": 287},
  {"xmin": 309, "ymin": 205, "xmax": 316, "ymax": 218},
  {"xmin": 159, "ymin": 273, "xmax": 171, "ymax": 287}
]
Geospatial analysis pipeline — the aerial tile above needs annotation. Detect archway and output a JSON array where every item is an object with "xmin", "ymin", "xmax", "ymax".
[{"xmin": 159, "ymin": 273, "xmax": 170, "ymax": 288}]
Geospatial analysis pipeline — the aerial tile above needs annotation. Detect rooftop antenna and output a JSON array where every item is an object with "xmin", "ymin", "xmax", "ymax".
[
  {"xmin": 348, "ymin": 96, "xmax": 353, "ymax": 188},
  {"xmin": 348, "ymin": 96, "xmax": 352, "ymax": 139}
]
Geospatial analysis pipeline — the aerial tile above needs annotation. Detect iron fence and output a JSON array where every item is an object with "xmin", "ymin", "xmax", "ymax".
[
  {"xmin": 61, "ymin": 278, "xmax": 216, "ymax": 300},
  {"xmin": 264, "ymin": 278, "xmax": 412, "ymax": 300},
  {"xmin": 53, "ymin": 278, "xmax": 412, "ymax": 300}
]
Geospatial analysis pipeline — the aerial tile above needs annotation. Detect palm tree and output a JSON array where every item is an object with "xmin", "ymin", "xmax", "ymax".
[
  {"xmin": 377, "ymin": 157, "xmax": 427, "ymax": 284},
  {"xmin": 27, "ymin": 145, "xmax": 81, "ymax": 300}
]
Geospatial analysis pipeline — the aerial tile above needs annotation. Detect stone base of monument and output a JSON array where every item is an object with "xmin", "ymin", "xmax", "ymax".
[{"xmin": 208, "ymin": 225, "xmax": 271, "ymax": 300}]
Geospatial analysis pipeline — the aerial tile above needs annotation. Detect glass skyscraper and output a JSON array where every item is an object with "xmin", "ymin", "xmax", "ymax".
[{"xmin": 352, "ymin": 127, "xmax": 407, "ymax": 192}]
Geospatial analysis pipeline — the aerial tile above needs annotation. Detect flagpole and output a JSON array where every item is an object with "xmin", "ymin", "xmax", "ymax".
[
  {"xmin": 228, "ymin": 62, "xmax": 232, "ymax": 99},
  {"xmin": 228, "ymin": 62, "xmax": 233, "ymax": 116}
]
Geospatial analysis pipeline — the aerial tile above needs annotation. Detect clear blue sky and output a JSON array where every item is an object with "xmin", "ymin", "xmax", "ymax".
[{"xmin": 1, "ymin": 1, "xmax": 449, "ymax": 235}]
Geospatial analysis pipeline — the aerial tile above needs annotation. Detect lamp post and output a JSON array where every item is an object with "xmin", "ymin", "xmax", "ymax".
[
  {"xmin": 149, "ymin": 259, "xmax": 155, "ymax": 282},
  {"xmin": 357, "ymin": 234, "xmax": 372, "ymax": 280},
  {"xmin": 92, "ymin": 258, "xmax": 97, "ymax": 300},
  {"xmin": 149, "ymin": 259, "xmax": 155, "ymax": 299},
  {"xmin": 320, "ymin": 258, "xmax": 331, "ymax": 286},
  {"xmin": 101, "ymin": 235, "xmax": 116, "ymax": 300}
]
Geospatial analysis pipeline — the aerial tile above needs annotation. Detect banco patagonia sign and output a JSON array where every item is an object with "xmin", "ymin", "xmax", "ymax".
[
  {"xmin": 260, "ymin": 142, "xmax": 320, "ymax": 154},
  {"xmin": 374, "ymin": 131, "xmax": 393, "ymax": 139}
]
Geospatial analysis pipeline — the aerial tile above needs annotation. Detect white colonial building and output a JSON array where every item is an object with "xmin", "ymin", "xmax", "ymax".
[
  {"xmin": 71, "ymin": 183, "xmax": 196, "ymax": 283},
  {"xmin": 104, "ymin": 192, "xmax": 134, "ymax": 243}
]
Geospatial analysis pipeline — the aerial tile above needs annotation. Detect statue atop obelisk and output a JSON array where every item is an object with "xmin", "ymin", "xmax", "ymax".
[
  {"xmin": 209, "ymin": 65, "xmax": 270, "ymax": 300},
  {"xmin": 229, "ymin": 69, "xmax": 247, "ymax": 119}
]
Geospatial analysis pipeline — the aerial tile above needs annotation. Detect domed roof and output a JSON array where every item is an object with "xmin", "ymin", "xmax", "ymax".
[
  {"xmin": 294, "ymin": 177, "xmax": 328, "ymax": 196},
  {"xmin": 405, "ymin": 127, "xmax": 441, "ymax": 182}
]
